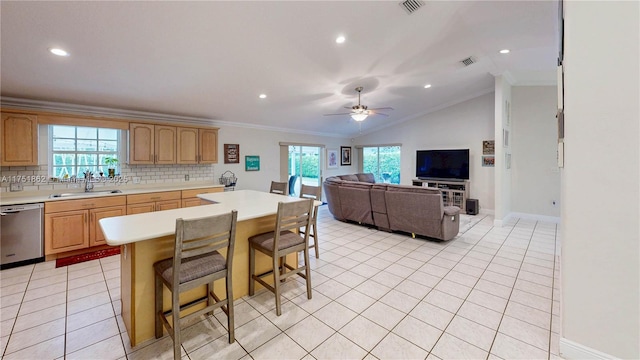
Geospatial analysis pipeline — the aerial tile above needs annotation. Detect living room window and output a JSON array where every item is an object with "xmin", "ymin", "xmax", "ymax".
[
  {"xmin": 362, "ymin": 145, "xmax": 401, "ymax": 183},
  {"xmin": 49, "ymin": 125, "xmax": 120, "ymax": 178}
]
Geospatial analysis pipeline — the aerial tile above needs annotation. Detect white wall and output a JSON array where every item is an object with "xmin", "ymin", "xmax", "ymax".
[
  {"xmin": 217, "ymin": 125, "xmax": 351, "ymax": 192},
  {"xmin": 561, "ymin": 1, "xmax": 639, "ymax": 359},
  {"xmin": 511, "ymin": 86, "xmax": 560, "ymax": 218},
  {"xmin": 355, "ymin": 92, "xmax": 495, "ymax": 211},
  {"xmin": 494, "ymin": 75, "xmax": 512, "ymax": 224}
]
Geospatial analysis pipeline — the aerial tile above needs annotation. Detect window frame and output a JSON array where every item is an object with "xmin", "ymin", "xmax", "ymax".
[
  {"xmin": 48, "ymin": 125, "xmax": 121, "ymax": 178},
  {"xmin": 361, "ymin": 145, "xmax": 401, "ymax": 184}
]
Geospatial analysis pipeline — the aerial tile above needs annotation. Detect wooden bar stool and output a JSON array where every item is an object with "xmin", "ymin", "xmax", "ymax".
[
  {"xmin": 154, "ymin": 210, "xmax": 238, "ymax": 359},
  {"xmin": 248, "ymin": 199, "xmax": 313, "ymax": 316},
  {"xmin": 299, "ymin": 184, "xmax": 322, "ymax": 258},
  {"xmin": 269, "ymin": 181, "xmax": 288, "ymax": 195}
]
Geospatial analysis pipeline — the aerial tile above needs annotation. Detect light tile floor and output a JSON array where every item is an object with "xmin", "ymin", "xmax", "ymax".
[{"xmin": 0, "ymin": 206, "xmax": 562, "ymax": 359}]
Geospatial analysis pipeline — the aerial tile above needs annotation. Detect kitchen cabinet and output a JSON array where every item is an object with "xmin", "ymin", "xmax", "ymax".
[
  {"xmin": 129, "ymin": 123, "xmax": 176, "ymax": 164},
  {"xmin": 126, "ymin": 191, "xmax": 181, "ymax": 214},
  {"xmin": 176, "ymin": 127, "xmax": 218, "ymax": 164},
  {"xmin": 1, "ymin": 112, "xmax": 38, "ymax": 166},
  {"xmin": 45, "ymin": 196, "xmax": 126, "ymax": 255},
  {"xmin": 90, "ymin": 206, "xmax": 126, "ymax": 247},
  {"xmin": 181, "ymin": 187, "xmax": 223, "ymax": 207}
]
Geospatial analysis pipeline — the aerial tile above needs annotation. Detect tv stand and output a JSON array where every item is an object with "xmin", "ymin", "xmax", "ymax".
[{"xmin": 412, "ymin": 179, "xmax": 470, "ymax": 212}]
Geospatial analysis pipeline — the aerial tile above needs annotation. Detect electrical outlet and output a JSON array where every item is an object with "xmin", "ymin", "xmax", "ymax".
[
  {"xmin": 133, "ymin": 177, "xmax": 141, "ymax": 184},
  {"xmin": 9, "ymin": 182, "xmax": 23, "ymax": 192},
  {"xmin": 185, "ymin": 174, "xmax": 189, "ymax": 181}
]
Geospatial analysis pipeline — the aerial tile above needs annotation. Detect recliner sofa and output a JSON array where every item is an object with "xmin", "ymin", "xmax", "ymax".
[{"xmin": 323, "ymin": 173, "xmax": 460, "ymax": 241}]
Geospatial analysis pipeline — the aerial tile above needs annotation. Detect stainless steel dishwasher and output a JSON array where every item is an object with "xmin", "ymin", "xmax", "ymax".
[{"xmin": 1, "ymin": 203, "xmax": 45, "ymax": 269}]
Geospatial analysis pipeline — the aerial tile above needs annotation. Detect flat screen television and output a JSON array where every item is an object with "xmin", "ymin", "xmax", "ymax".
[{"xmin": 416, "ymin": 149, "xmax": 469, "ymax": 180}]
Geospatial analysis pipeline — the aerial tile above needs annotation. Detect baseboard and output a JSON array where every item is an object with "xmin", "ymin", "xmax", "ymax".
[
  {"xmin": 479, "ymin": 208, "xmax": 494, "ymax": 216},
  {"xmin": 510, "ymin": 211, "xmax": 561, "ymax": 224},
  {"xmin": 559, "ymin": 338, "xmax": 618, "ymax": 359}
]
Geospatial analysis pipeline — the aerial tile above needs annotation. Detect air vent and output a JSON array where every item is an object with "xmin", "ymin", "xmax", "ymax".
[
  {"xmin": 400, "ymin": 0, "xmax": 424, "ymax": 14},
  {"xmin": 460, "ymin": 56, "xmax": 477, "ymax": 67}
]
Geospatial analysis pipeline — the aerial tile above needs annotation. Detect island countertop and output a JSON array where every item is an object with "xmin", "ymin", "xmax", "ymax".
[{"xmin": 99, "ymin": 190, "xmax": 313, "ymax": 246}]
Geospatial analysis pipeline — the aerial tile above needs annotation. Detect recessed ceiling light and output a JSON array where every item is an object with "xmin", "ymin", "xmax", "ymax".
[
  {"xmin": 335, "ymin": 35, "xmax": 346, "ymax": 44},
  {"xmin": 259, "ymin": 94, "xmax": 267, "ymax": 99},
  {"xmin": 499, "ymin": 49, "xmax": 510, "ymax": 54},
  {"xmin": 424, "ymin": 84, "xmax": 432, "ymax": 89},
  {"xmin": 49, "ymin": 48, "xmax": 70, "ymax": 57}
]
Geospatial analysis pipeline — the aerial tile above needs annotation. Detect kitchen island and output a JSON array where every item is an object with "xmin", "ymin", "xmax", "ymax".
[{"xmin": 99, "ymin": 190, "xmax": 313, "ymax": 346}]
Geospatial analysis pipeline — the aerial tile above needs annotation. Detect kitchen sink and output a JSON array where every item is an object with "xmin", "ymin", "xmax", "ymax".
[{"xmin": 49, "ymin": 190, "xmax": 123, "ymax": 198}]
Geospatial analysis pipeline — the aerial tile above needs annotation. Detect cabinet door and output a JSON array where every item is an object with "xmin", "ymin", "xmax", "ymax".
[
  {"xmin": 129, "ymin": 123, "xmax": 155, "ymax": 164},
  {"xmin": 156, "ymin": 199, "xmax": 181, "ymax": 211},
  {"xmin": 90, "ymin": 205, "xmax": 126, "ymax": 247},
  {"xmin": 155, "ymin": 125, "xmax": 176, "ymax": 164},
  {"xmin": 127, "ymin": 202, "xmax": 156, "ymax": 214},
  {"xmin": 176, "ymin": 127, "xmax": 198, "ymax": 164},
  {"xmin": 1, "ymin": 113, "xmax": 38, "ymax": 166},
  {"xmin": 181, "ymin": 198, "xmax": 206, "ymax": 208},
  {"xmin": 198, "ymin": 128, "xmax": 218, "ymax": 164},
  {"xmin": 45, "ymin": 210, "xmax": 89, "ymax": 254}
]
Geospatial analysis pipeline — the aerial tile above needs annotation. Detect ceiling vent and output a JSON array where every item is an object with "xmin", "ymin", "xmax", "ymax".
[
  {"xmin": 400, "ymin": 0, "xmax": 424, "ymax": 14},
  {"xmin": 460, "ymin": 56, "xmax": 477, "ymax": 67}
]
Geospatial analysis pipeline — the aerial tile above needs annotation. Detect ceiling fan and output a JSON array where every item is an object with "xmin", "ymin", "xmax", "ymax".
[{"xmin": 324, "ymin": 86, "xmax": 393, "ymax": 122}]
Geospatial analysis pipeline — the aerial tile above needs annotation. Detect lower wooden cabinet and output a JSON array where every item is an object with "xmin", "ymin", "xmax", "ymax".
[
  {"xmin": 181, "ymin": 187, "xmax": 223, "ymax": 208},
  {"xmin": 126, "ymin": 191, "xmax": 181, "ymax": 214},
  {"xmin": 90, "ymin": 205, "xmax": 126, "ymax": 247},
  {"xmin": 44, "ymin": 196, "xmax": 126, "ymax": 255},
  {"xmin": 45, "ymin": 209, "xmax": 89, "ymax": 254}
]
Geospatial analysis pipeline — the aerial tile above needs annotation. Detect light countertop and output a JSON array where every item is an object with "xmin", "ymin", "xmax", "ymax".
[
  {"xmin": 100, "ymin": 190, "xmax": 317, "ymax": 246},
  {"xmin": 0, "ymin": 182, "xmax": 225, "ymax": 206}
]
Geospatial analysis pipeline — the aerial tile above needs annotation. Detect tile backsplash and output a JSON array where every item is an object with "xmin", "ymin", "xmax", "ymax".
[{"xmin": 0, "ymin": 164, "xmax": 215, "ymax": 192}]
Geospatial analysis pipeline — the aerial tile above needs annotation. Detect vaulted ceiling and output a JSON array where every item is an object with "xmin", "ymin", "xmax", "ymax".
[{"xmin": 0, "ymin": 1, "xmax": 558, "ymax": 137}]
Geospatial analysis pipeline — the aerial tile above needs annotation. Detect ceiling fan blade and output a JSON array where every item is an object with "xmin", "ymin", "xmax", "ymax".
[
  {"xmin": 323, "ymin": 112, "xmax": 353, "ymax": 116},
  {"xmin": 368, "ymin": 107, "xmax": 394, "ymax": 111},
  {"xmin": 371, "ymin": 112, "xmax": 389, "ymax": 117}
]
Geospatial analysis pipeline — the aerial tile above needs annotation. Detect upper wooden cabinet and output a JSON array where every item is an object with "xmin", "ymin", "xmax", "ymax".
[
  {"xmin": 1, "ymin": 113, "xmax": 38, "ymax": 166},
  {"xmin": 129, "ymin": 123, "xmax": 177, "ymax": 164},
  {"xmin": 176, "ymin": 127, "xmax": 218, "ymax": 164},
  {"xmin": 199, "ymin": 128, "xmax": 218, "ymax": 164}
]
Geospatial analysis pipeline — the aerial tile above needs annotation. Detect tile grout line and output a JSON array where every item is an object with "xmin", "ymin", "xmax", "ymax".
[
  {"xmin": 486, "ymin": 219, "xmax": 554, "ymax": 357},
  {"xmin": 410, "ymin": 218, "xmax": 518, "ymax": 358}
]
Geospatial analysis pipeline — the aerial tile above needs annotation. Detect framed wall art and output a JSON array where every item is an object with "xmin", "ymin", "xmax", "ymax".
[
  {"xmin": 482, "ymin": 140, "xmax": 495, "ymax": 155},
  {"xmin": 340, "ymin": 146, "xmax": 352, "ymax": 166},
  {"xmin": 327, "ymin": 149, "xmax": 338, "ymax": 169},
  {"xmin": 245, "ymin": 155, "xmax": 260, "ymax": 171},
  {"xmin": 224, "ymin": 144, "xmax": 240, "ymax": 164},
  {"xmin": 482, "ymin": 155, "xmax": 495, "ymax": 167}
]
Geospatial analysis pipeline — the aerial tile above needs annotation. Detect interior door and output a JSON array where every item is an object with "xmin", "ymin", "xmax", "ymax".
[{"xmin": 288, "ymin": 146, "xmax": 322, "ymax": 197}]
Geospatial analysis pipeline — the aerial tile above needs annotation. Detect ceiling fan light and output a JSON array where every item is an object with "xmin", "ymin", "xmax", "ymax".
[{"xmin": 351, "ymin": 113, "xmax": 368, "ymax": 122}]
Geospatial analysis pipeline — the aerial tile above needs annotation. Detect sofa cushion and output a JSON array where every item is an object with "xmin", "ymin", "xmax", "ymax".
[
  {"xmin": 338, "ymin": 174, "xmax": 359, "ymax": 181},
  {"xmin": 355, "ymin": 173, "xmax": 376, "ymax": 183}
]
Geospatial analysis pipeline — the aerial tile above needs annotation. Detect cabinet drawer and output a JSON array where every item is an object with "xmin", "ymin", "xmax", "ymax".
[
  {"xmin": 126, "ymin": 191, "xmax": 181, "ymax": 205},
  {"xmin": 45, "ymin": 195, "xmax": 126, "ymax": 213},
  {"xmin": 181, "ymin": 187, "xmax": 222, "ymax": 199}
]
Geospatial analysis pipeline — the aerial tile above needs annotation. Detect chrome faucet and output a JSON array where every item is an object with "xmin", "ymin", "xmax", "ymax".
[{"xmin": 84, "ymin": 171, "xmax": 94, "ymax": 192}]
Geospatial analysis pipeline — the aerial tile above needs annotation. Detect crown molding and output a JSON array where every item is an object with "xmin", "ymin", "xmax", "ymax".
[{"xmin": 0, "ymin": 97, "xmax": 346, "ymax": 139}]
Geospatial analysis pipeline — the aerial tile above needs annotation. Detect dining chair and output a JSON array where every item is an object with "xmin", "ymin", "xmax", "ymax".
[
  {"xmin": 299, "ymin": 184, "xmax": 322, "ymax": 258},
  {"xmin": 269, "ymin": 181, "xmax": 288, "ymax": 195},
  {"xmin": 248, "ymin": 199, "xmax": 313, "ymax": 316},
  {"xmin": 154, "ymin": 210, "xmax": 238, "ymax": 360}
]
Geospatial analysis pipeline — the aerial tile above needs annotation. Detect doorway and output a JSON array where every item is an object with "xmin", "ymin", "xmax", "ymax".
[{"xmin": 288, "ymin": 146, "xmax": 322, "ymax": 197}]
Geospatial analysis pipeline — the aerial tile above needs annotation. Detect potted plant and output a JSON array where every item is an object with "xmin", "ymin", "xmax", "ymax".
[{"xmin": 104, "ymin": 156, "xmax": 119, "ymax": 178}]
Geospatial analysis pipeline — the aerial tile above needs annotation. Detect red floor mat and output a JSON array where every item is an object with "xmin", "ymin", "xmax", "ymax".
[{"xmin": 55, "ymin": 247, "xmax": 121, "ymax": 268}]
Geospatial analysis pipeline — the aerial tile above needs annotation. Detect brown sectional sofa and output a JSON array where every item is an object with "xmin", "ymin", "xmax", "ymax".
[{"xmin": 323, "ymin": 173, "xmax": 460, "ymax": 241}]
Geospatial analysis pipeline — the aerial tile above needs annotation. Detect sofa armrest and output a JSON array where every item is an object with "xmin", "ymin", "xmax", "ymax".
[{"xmin": 444, "ymin": 206, "xmax": 460, "ymax": 216}]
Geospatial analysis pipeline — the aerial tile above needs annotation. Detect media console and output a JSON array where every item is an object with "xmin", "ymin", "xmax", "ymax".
[{"xmin": 412, "ymin": 179, "xmax": 470, "ymax": 212}]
